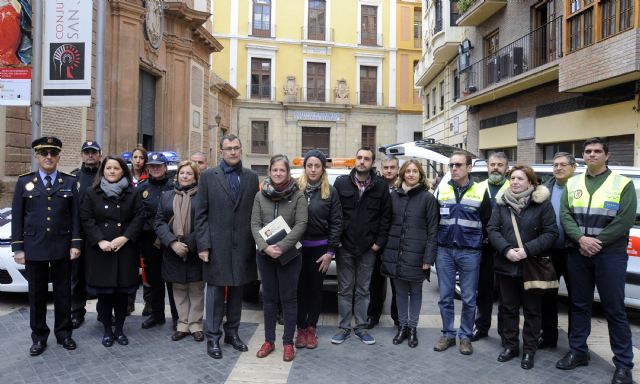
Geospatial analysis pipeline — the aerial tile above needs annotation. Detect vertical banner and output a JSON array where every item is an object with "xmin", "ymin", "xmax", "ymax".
[
  {"xmin": 0, "ymin": 0, "xmax": 32, "ymax": 106},
  {"xmin": 42, "ymin": 0, "xmax": 92, "ymax": 106}
]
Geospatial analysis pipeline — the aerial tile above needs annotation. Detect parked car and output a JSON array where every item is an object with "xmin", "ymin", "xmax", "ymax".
[
  {"xmin": 0, "ymin": 207, "xmax": 53, "ymax": 293},
  {"xmin": 380, "ymin": 141, "xmax": 640, "ymax": 308}
]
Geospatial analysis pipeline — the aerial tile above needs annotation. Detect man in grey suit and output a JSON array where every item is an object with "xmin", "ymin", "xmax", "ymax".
[{"xmin": 195, "ymin": 134, "xmax": 259, "ymax": 359}]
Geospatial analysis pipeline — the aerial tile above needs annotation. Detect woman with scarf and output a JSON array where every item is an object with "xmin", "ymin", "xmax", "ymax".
[
  {"xmin": 295, "ymin": 150, "xmax": 342, "ymax": 350},
  {"xmin": 251, "ymin": 154, "xmax": 308, "ymax": 362},
  {"xmin": 154, "ymin": 161, "xmax": 204, "ymax": 342},
  {"xmin": 381, "ymin": 160, "xmax": 438, "ymax": 348},
  {"xmin": 487, "ymin": 165, "xmax": 558, "ymax": 370},
  {"xmin": 81, "ymin": 156, "xmax": 145, "ymax": 347}
]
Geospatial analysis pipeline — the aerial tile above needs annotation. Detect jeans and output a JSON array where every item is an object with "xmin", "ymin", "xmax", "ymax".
[
  {"xmin": 336, "ymin": 248, "xmax": 376, "ymax": 330},
  {"xmin": 568, "ymin": 248, "xmax": 633, "ymax": 369},
  {"xmin": 436, "ymin": 246, "xmax": 481, "ymax": 340},
  {"xmin": 393, "ymin": 279, "xmax": 423, "ymax": 328}
]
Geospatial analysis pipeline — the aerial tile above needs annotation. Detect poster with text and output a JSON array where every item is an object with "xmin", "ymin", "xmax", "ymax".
[
  {"xmin": 0, "ymin": 0, "xmax": 33, "ymax": 106},
  {"xmin": 42, "ymin": 0, "xmax": 92, "ymax": 106}
]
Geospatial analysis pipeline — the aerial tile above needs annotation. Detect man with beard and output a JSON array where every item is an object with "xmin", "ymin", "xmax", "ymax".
[
  {"xmin": 195, "ymin": 134, "xmax": 259, "ymax": 359},
  {"xmin": 472, "ymin": 152, "xmax": 510, "ymax": 341},
  {"xmin": 331, "ymin": 147, "xmax": 391, "ymax": 345},
  {"xmin": 367, "ymin": 155, "xmax": 399, "ymax": 329},
  {"xmin": 70, "ymin": 141, "xmax": 102, "ymax": 328}
]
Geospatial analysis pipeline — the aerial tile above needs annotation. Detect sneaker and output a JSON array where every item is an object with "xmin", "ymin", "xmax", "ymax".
[
  {"xmin": 331, "ymin": 328, "xmax": 351, "ymax": 344},
  {"xmin": 283, "ymin": 344, "xmax": 295, "ymax": 362},
  {"xmin": 433, "ymin": 336, "xmax": 456, "ymax": 352},
  {"xmin": 295, "ymin": 327, "xmax": 307, "ymax": 348},
  {"xmin": 306, "ymin": 326, "xmax": 318, "ymax": 349},
  {"xmin": 459, "ymin": 339, "xmax": 473, "ymax": 355},
  {"xmin": 354, "ymin": 330, "xmax": 376, "ymax": 345}
]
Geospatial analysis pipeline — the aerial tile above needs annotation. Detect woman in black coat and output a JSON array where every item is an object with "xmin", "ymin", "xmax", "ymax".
[
  {"xmin": 80, "ymin": 156, "xmax": 144, "ymax": 347},
  {"xmin": 487, "ymin": 165, "xmax": 558, "ymax": 370},
  {"xmin": 154, "ymin": 160, "xmax": 204, "ymax": 343},
  {"xmin": 381, "ymin": 160, "xmax": 438, "ymax": 348}
]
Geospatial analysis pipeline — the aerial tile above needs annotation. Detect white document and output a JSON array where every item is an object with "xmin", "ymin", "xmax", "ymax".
[{"xmin": 259, "ymin": 215, "xmax": 301, "ymax": 249}]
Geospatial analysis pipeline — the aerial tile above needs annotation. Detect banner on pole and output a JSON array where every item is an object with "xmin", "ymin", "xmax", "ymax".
[
  {"xmin": 42, "ymin": 0, "xmax": 92, "ymax": 106},
  {"xmin": 0, "ymin": 0, "xmax": 33, "ymax": 106}
]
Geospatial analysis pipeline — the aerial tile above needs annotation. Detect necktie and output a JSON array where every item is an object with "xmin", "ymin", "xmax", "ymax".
[{"xmin": 45, "ymin": 175, "xmax": 52, "ymax": 189}]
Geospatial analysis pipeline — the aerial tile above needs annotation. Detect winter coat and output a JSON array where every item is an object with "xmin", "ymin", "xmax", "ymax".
[
  {"xmin": 302, "ymin": 185, "xmax": 343, "ymax": 252},
  {"xmin": 381, "ymin": 185, "xmax": 438, "ymax": 282},
  {"xmin": 333, "ymin": 169, "xmax": 391, "ymax": 255},
  {"xmin": 80, "ymin": 183, "xmax": 144, "ymax": 287},
  {"xmin": 137, "ymin": 176, "xmax": 173, "ymax": 232},
  {"xmin": 194, "ymin": 166, "xmax": 259, "ymax": 286},
  {"xmin": 487, "ymin": 185, "xmax": 558, "ymax": 277},
  {"xmin": 153, "ymin": 188, "xmax": 202, "ymax": 284},
  {"xmin": 251, "ymin": 189, "xmax": 308, "ymax": 255}
]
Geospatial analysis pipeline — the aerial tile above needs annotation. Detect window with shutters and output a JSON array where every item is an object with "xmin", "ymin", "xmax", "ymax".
[
  {"xmin": 251, "ymin": 121, "xmax": 269, "ymax": 154},
  {"xmin": 252, "ymin": 0, "xmax": 272, "ymax": 37},
  {"xmin": 361, "ymin": 125, "xmax": 376, "ymax": 150},
  {"xmin": 250, "ymin": 58, "xmax": 271, "ymax": 99},
  {"xmin": 361, "ymin": 5, "xmax": 378, "ymax": 46},
  {"xmin": 359, "ymin": 65, "xmax": 378, "ymax": 105},
  {"xmin": 308, "ymin": 0, "xmax": 326, "ymax": 40},
  {"xmin": 307, "ymin": 62, "xmax": 326, "ymax": 102}
]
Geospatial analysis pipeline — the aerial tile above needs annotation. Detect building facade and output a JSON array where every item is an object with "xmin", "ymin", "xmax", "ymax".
[
  {"xmin": 1, "ymin": 0, "xmax": 229, "ymax": 204},
  {"xmin": 211, "ymin": 0, "xmax": 401, "ymax": 174}
]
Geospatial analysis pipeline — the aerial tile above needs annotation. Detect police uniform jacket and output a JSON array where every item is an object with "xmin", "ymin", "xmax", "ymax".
[
  {"xmin": 138, "ymin": 177, "xmax": 173, "ymax": 232},
  {"xmin": 11, "ymin": 171, "xmax": 82, "ymax": 261},
  {"xmin": 80, "ymin": 182, "xmax": 144, "ymax": 287}
]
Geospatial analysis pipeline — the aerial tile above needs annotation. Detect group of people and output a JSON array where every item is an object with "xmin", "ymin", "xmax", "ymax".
[{"xmin": 10, "ymin": 135, "xmax": 635, "ymax": 384}]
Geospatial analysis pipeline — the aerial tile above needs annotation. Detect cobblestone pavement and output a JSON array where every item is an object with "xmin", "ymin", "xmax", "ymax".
[{"xmin": 0, "ymin": 279, "xmax": 638, "ymax": 384}]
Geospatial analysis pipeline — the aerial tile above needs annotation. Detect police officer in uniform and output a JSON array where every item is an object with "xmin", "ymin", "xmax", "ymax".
[
  {"xmin": 70, "ymin": 140, "xmax": 102, "ymax": 328},
  {"xmin": 11, "ymin": 136, "xmax": 82, "ymax": 356},
  {"xmin": 556, "ymin": 138, "xmax": 636, "ymax": 384},
  {"xmin": 138, "ymin": 153, "xmax": 178, "ymax": 329}
]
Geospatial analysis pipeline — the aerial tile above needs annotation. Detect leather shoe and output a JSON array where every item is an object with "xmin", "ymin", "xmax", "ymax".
[
  {"xmin": 171, "ymin": 331, "xmax": 189, "ymax": 341},
  {"xmin": 58, "ymin": 337, "xmax": 77, "ymax": 350},
  {"xmin": 392, "ymin": 326, "xmax": 408, "ymax": 345},
  {"xmin": 29, "ymin": 341, "xmax": 46, "ymax": 356},
  {"xmin": 225, "ymin": 335, "xmax": 249, "ymax": 352},
  {"xmin": 365, "ymin": 317, "xmax": 379, "ymax": 330},
  {"xmin": 71, "ymin": 315, "xmax": 84, "ymax": 329},
  {"xmin": 497, "ymin": 348, "xmax": 519, "ymax": 362},
  {"xmin": 207, "ymin": 340, "xmax": 222, "ymax": 359},
  {"xmin": 470, "ymin": 329, "xmax": 488, "ymax": 342},
  {"xmin": 101, "ymin": 335, "xmax": 114, "ymax": 347},
  {"xmin": 192, "ymin": 331, "xmax": 205, "ymax": 342},
  {"xmin": 115, "ymin": 334, "xmax": 129, "ymax": 346},
  {"xmin": 556, "ymin": 351, "xmax": 590, "ymax": 370},
  {"xmin": 612, "ymin": 367, "xmax": 633, "ymax": 384},
  {"xmin": 521, "ymin": 353, "xmax": 534, "ymax": 370},
  {"xmin": 141, "ymin": 316, "xmax": 165, "ymax": 329},
  {"xmin": 142, "ymin": 302, "xmax": 152, "ymax": 316},
  {"xmin": 537, "ymin": 336, "xmax": 557, "ymax": 349},
  {"xmin": 407, "ymin": 327, "xmax": 418, "ymax": 348}
]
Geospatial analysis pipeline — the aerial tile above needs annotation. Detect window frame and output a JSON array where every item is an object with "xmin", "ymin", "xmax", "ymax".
[
  {"xmin": 252, "ymin": 0, "xmax": 273, "ymax": 37},
  {"xmin": 251, "ymin": 120, "xmax": 269, "ymax": 154}
]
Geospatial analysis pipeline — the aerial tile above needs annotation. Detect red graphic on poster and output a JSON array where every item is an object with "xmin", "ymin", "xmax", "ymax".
[
  {"xmin": 51, "ymin": 43, "xmax": 82, "ymax": 80},
  {"xmin": 0, "ymin": 1, "xmax": 22, "ymax": 66}
]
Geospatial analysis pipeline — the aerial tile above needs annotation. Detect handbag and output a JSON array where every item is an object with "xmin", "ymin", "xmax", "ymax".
[{"xmin": 510, "ymin": 210, "xmax": 559, "ymax": 292}]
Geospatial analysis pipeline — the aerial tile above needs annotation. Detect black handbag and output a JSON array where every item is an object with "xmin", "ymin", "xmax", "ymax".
[{"xmin": 510, "ymin": 210, "xmax": 559, "ymax": 292}]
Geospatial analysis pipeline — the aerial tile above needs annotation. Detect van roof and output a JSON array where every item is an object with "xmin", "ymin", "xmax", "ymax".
[{"xmin": 379, "ymin": 141, "xmax": 477, "ymax": 164}]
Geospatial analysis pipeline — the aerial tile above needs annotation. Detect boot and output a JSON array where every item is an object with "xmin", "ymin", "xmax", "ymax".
[
  {"xmin": 408, "ymin": 327, "xmax": 418, "ymax": 348},
  {"xmin": 392, "ymin": 326, "xmax": 408, "ymax": 345}
]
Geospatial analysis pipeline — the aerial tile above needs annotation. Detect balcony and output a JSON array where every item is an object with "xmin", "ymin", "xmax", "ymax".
[
  {"xmin": 356, "ymin": 91, "xmax": 384, "ymax": 106},
  {"xmin": 415, "ymin": 25, "xmax": 465, "ymax": 87},
  {"xmin": 358, "ymin": 31, "xmax": 383, "ymax": 47},
  {"xmin": 248, "ymin": 22, "xmax": 276, "ymax": 38},
  {"xmin": 456, "ymin": 0, "xmax": 507, "ymax": 26},
  {"xmin": 459, "ymin": 17, "xmax": 562, "ymax": 106},
  {"xmin": 301, "ymin": 26, "xmax": 334, "ymax": 42},
  {"xmin": 245, "ymin": 85, "xmax": 276, "ymax": 101}
]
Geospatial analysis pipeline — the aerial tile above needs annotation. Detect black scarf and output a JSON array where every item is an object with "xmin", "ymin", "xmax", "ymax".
[{"xmin": 220, "ymin": 159, "xmax": 242, "ymax": 201}]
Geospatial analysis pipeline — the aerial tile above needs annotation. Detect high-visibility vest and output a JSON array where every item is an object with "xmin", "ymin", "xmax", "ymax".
[
  {"xmin": 437, "ymin": 180, "xmax": 488, "ymax": 249},
  {"xmin": 566, "ymin": 171, "xmax": 630, "ymax": 236}
]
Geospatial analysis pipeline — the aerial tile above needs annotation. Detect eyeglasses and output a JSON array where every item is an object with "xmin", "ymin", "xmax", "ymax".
[
  {"xmin": 222, "ymin": 146, "xmax": 242, "ymax": 153},
  {"xmin": 37, "ymin": 149, "xmax": 60, "ymax": 157},
  {"xmin": 448, "ymin": 163, "xmax": 467, "ymax": 169},
  {"xmin": 553, "ymin": 163, "xmax": 573, "ymax": 168}
]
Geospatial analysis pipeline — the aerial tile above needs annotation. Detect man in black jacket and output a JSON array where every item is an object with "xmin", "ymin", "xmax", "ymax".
[
  {"xmin": 331, "ymin": 147, "xmax": 391, "ymax": 345},
  {"xmin": 69, "ymin": 141, "xmax": 102, "ymax": 328}
]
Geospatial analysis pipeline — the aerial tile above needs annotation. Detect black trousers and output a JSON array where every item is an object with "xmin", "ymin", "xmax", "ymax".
[
  {"xmin": 26, "ymin": 258, "xmax": 72, "ymax": 343},
  {"xmin": 497, "ymin": 274, "xmax": 542, "ymax": 355},
  {"xmin": 140, "ymin": 231, "xmax": 178, "ymax": 321},
  {"xmin": 475, "ymin": 245, "xmax": 500, "ymax": 334},
  {"xmin": 205, "ymin": 285, "xmax": 244, "ymax": 340},
  {"xmin": 257, "ymin": 252, "xmax": 302, "ymax": 345},
  {"xmin": 70, "ymin": 254, "xmax": 86, "ymax": 318},
  {"xmin": 368, "ymin": 252, "xmax": 398, "ymax": 324},
  {"xmin": 540, "ymin": 247, "xmax": 571, "ymax": 342},
  {"xmin": 96, "ymin": 292, "xmax": 128, "ymax": 335},
  {"xmin": 297, "ymin": 246, "xmax": 326, "ymax": 328}
]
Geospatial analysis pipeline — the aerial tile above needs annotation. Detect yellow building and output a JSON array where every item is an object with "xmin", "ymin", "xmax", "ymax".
[
  {"xmin": 396, "ymin": 0, "xmax": 424, "ymax": 142},
  {"xmin": 212, "ymin": 0, "xmax": 399, "ymax": 173}
]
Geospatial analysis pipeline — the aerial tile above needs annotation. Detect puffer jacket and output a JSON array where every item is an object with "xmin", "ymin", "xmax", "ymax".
[
  {"xmin": 381, "ymin": 184, "xmax": 438, "ymax": 282},
  {"xmin": 487, "ymin": 185, "xmax": 558, "ymax": 277}
]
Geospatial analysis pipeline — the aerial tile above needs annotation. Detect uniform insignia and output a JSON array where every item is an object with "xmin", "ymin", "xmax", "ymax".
[
  {"xmin": 33, "ymin": 177, "xmax": 38, "ymax": 182},
  {"xmin": 77, "ymin": 181, "xmax": 81, "ymax": 190},
  {"xmin": 25, "ymin": 182, "xmax": 34, "ymax": 191},
  {"xmin": 152, "ymin": 154, "xmax": 158, "ymax": 160},
  {"xmin": 143, "ymin": 190, "xmax": 149, "ymax": 199},
  {"xmin": 574, "ymin": 190, "xmax": 583, "ymax": 199},
  {"xmin": 58, "ymin": 178, "xmax": 63, "ymax": 183},
  {"xmin": 87, "ymin": 141, "xmax": 93, "ymax": 145},
  {"xmin": 47, "ymin": 137, "xmax": 53, "ymax": 143}
]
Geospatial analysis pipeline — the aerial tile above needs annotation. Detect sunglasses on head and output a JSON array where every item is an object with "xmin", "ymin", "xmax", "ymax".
[{"xmin": 37, "ymin": 149, "xmax": 60, "ymax": 157}]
